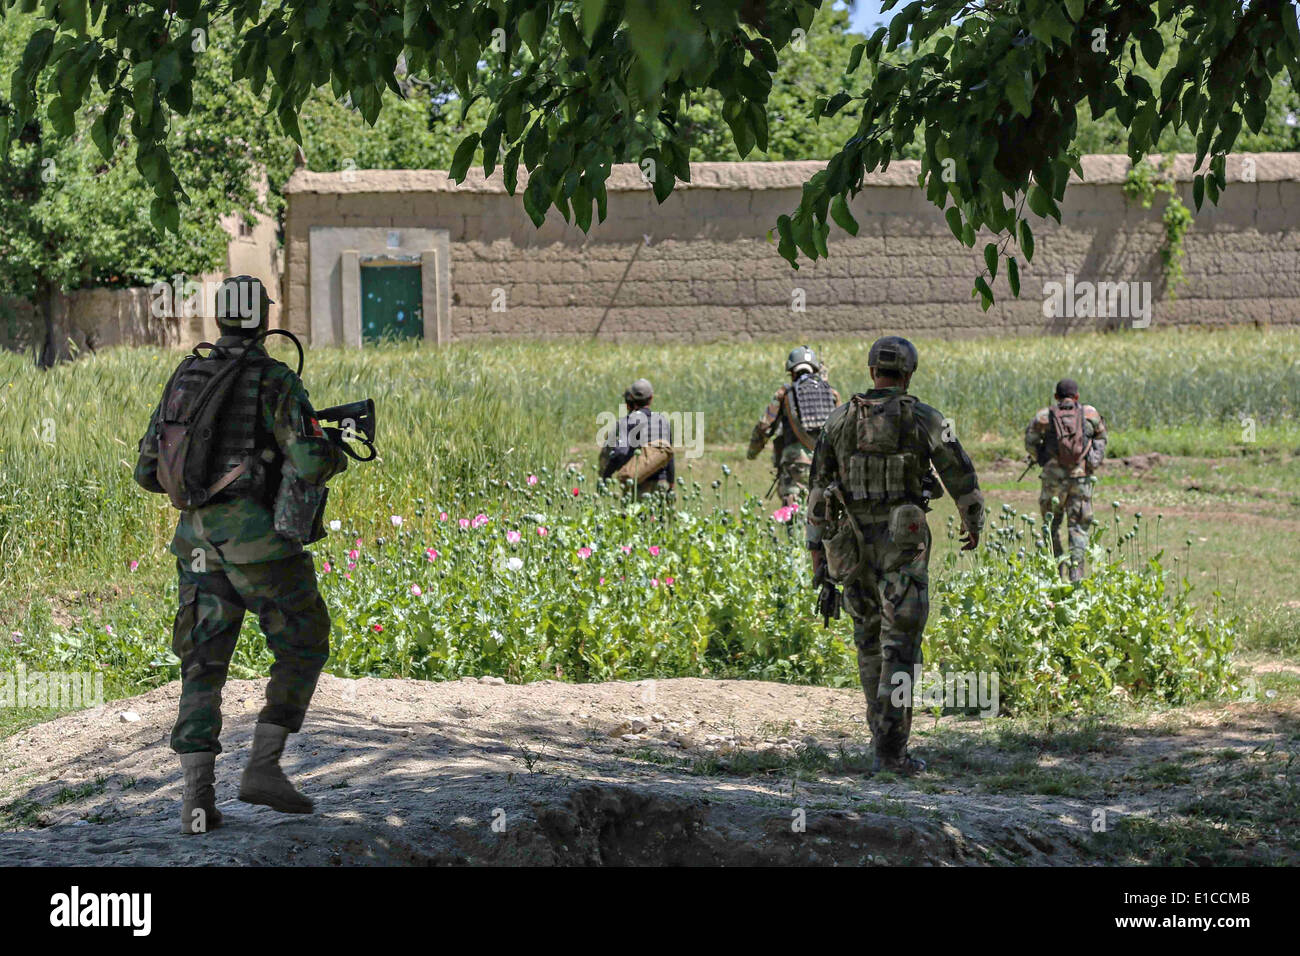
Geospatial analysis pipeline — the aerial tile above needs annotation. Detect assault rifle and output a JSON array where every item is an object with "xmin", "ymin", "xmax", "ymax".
[{"xmin": 315, "ymin": 399, "xmax": 378, "ymax": 462}]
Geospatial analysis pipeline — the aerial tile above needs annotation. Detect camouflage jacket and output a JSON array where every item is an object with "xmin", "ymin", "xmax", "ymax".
[
  {"xmin": 747, "ymin": 379, "xmax": 842, "ymax": 457},
  {"xmin": 1025, "ymin": 399, "xmax": 1107, "ymax": 480},
  {"xmin": 805, "ymin": 386, "xmax": 984, "ymax": 548},
  {"xmin": 134, "ymin": 336, "xmax": 348, "ymax": 568}
]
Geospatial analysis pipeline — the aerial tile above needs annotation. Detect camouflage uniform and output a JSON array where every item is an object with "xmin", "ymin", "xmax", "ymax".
[
  {"xmin": 1024, "ymin": 398, "xmax": 1107, "ymax": 578},
  {"xmin": 807, "ymin": 387, "xmax": 984, "ymax": 762},
  {"xmin": 748, "ymin": 374, "xmax": 841, "ymax": 502},
  {"xmin": 135, "ymin": 335, "xmax": 347, "ymax": 754}
]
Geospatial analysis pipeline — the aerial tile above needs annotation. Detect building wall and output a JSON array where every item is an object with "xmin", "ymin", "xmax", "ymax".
[{"xmin": 282, "ymin": 154, "xmax": 1300, "ymax": 345}]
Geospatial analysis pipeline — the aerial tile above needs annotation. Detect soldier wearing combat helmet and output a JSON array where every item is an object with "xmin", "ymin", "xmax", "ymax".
[
  {"xmin": 747, "ymin": 346, "xmax": 841, "ymax": 508},
  {"xmin": 1024, "ymin": 378, "xmax": 1107, "ymax": 581},
  {"xmin": 805, "ymin": 335, "xmax": 984, "ymax": 774},
  {"xmin": 134, "ymin": 275, "xmax": 349, "ymax": 834}
]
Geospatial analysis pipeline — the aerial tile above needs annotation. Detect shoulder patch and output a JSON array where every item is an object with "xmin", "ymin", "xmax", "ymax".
[{"xmin": 1034, "ymin": 408, "xmax": 1051, "ymax": 424}]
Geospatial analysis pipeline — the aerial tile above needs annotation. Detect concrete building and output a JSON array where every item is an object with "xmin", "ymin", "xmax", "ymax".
[{"xmin": 281, "ymin": 153, "xmax": 1300, "ymax": 347}]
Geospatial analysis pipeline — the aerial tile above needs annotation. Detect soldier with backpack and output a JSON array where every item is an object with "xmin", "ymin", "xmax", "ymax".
[
  {"xmin": 598, "ymin": 378, "xmax": 675, "ymax": 497},
  {"xmin": 134, "ymin": 276, "xmax": 349, "ymax": 835},
  {"xmin": 807, "ymin": 336, "xmax": 983, "ymax": 774},
  {"xmin": 747, "ymin": 346, "xmax": 841, "ymax": 508},
  {"xmin": 1025, "ymin": 378, "xmax": 1108, "ymax": 582}
]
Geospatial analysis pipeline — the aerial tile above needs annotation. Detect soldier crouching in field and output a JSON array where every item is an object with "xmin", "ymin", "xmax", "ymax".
[
  {"xmin": 134, "ymin": 276, "xmax": 348, "ymax": 834},
  {"xmin": 1024, "ymin": 378, "xmax": 1108, "ymax": 582},
  {"xmin": 806, "ymin": 336, "xmax": 984, "ymax": 774}
]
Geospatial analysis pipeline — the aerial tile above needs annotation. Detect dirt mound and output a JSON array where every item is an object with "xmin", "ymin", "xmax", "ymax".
[{"xmin": 1, "ymin": 675, "xmax": 1289, "ymax": 866}]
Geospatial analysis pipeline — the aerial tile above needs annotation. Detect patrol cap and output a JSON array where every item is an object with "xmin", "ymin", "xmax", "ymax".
[
  {"xmin": 214, "ymin": 275, "xmax": 274, "ymax": 332},
  {"xmin": 1055, "ymin": 378, "xmax": 1080, "ymax": 398},
  {"xmin": 624, "ymin": 378, "xmax": 654, "ymax": 403},
  {"xmin": 786, "ymin": 346, "xmax": 819, "ymax": 373},
  {"xmin": 867, "ymin": 335, "xmax": 918, "ymax": 374}
]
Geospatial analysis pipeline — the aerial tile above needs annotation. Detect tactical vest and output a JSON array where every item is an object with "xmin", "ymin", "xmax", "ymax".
[
  {"xmin": 783, "ymin": 374, "xmax": 836, "ymax": 450},
  {"xmin": 159, "ymin": 346, "xmax": 276, "ymax": 507},
  {"xmin": 839, "ymin": 392, "xmax": 926, "ymax": 505}
]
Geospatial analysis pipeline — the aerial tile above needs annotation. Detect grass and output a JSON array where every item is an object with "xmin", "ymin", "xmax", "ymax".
[{"xmin": 0, "ymin": 327, "xmax": 1297, "ymax": 739}]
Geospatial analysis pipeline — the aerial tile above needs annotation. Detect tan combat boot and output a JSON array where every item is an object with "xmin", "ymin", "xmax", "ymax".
[
  {"xmin": 179, "ymin": 752, "xmax": 224, "ymax": 835},
  {"xmin": 238, "ymin": 723, "xmax": 315, "ymax": 814}
]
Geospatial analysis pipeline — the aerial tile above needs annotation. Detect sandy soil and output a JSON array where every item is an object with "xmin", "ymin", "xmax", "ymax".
[{"xmin": 1, "ymin": 674, "xmax": 1292, "ymax": 866}]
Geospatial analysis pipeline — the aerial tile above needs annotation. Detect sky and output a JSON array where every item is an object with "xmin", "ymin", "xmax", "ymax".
[{"xmin": 841, "ymin": 0, "xmax": 892, "ymax": 33}]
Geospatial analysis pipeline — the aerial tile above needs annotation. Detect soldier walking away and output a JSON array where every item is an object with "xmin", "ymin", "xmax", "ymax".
[
  {"xmin": 1024, "ymin": 378, "xmax": 1108, "ymax": 582},
  {"xmin": 747, "ymin": 346, "xmax": 841, "ymax": 508},
  {"xmin": 134, "ymin": 276, "xmax": 349, "ymax": 834},
  {"xmin": 598, "ymin": 378, "xmax": 675, "ymax": 497},
  {"xmin": 805, "ymin": 336, "xmax": 984, "ymax": 774}
]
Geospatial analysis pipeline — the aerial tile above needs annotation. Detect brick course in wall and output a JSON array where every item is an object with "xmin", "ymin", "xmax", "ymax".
[{"xmin": 282, "ymin": 154, "xmax": 1300, "ymax": 345}]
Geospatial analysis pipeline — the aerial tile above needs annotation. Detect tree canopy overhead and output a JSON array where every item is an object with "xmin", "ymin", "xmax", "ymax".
[{"xmin": 4, "ymin": 0, "xmax": 1299, "ymax": 307}]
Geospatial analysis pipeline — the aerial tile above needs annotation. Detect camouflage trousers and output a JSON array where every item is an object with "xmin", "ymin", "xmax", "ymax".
[
  {"xmin": 775, "ymin": 442, "xmax": 814, "ymax": 501},
  {"xmin": 840, "ymin": 519, "xmax": 931, "ymax": 760},
  {"xmin": 170, "ymin": 553, "xmax": 331, "ymax": 755},
  {"xmin": 1039, "ymin": 472, "xmax": 1094, "ymax": 579}
]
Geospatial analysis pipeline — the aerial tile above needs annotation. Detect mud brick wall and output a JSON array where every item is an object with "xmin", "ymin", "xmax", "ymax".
[{"xmin": 282, "ymin": 154, "xmax": 1300, "ymax": 345}]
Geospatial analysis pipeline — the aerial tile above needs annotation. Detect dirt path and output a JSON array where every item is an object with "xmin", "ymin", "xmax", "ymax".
[{"xmin": 2, "ymin": 676, "xmax": 1294, "ymax": 866}]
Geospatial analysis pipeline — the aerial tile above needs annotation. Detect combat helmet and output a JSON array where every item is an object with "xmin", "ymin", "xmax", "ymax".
[
  {"xmin": 867, "ymin": 335, "xmax": 918, "ymax": 374},
  {"xmin": 786, "ymin": 346, "xmax": 819, "ymax": 376},
  {"xmin": 214, "ymin": 275, "xmax": 274, "ymax": 335}
]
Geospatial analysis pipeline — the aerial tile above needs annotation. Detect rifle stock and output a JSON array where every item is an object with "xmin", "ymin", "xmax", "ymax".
[{"xmin": 315, "ymin": 399, "xmax": 377, "ymax": 462}]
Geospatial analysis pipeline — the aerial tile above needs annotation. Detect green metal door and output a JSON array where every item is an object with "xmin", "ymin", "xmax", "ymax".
[{"xmin": 361, "ymin": 263, "xmax": 423, "ymax": 343}]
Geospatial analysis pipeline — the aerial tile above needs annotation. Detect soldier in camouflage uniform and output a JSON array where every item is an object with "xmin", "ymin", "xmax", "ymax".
[
  {"xmin": 747, "ymin": 347, "xmax": 841, "ymax": 508},
  {"xmin": 806, "ymin": 336, "xmax": 984, "ymax": 773},
  {"xmin": 134, "ymin": 276, "xmax": 348, "ymax": 834},
  {"xmin": 1024, "ymin": 378, "xmax": 1107, "ymax": 582}
]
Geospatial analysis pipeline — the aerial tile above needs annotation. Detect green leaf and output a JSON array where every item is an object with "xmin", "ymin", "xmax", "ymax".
[
  {"xmin": 983, "ymin": 242, "xmax": 998, "ymax": 279},
  {"xmin": 944, "ymin": 206, "xmax": 963, "ymax": 240},
  {"xmin": 450, "ymin": 132, "xmax": 479, "ymax": 182},
  {"xmin": 1007, "ymin": 256, "xmax": 1021, "ymax": 297},
  {"xmin": 1139, "ymin": 30, "xmax": 1163, "ymax": 69},
  {"xmin": 830, "ymin": 194, "xmax": 859, "ymax": 235},
  {"xmin": 974, "ymin": 276, "xmax": 994, "ymax": 311},
  {"xmin": 1027, "ymin": 185, "xmax": 1050, "ymax": 218},
  {"xmin": 846, "ymin": 42, "xmax": 865, "ymax": 75},
  {"xmin": 1019, "ymin": 220, "xmax": 1035, "ymax": 262},
  {"xmin": 1193, "ymin": 174, "xmax": 1204, "ymax": 211}
]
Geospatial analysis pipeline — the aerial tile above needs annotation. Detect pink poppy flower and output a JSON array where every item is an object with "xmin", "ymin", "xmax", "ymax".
[
  {"xmin": 425, "ymin": 548, "xmax": 440, "ymax": 561},
  {"xmin": 527, "ymin": 475, "xmax": 538, "ymax": 486},
  {"xmin": 577, "ymin": 547, "xmax": 592, "ymax": 559},
  {"xmin": 506, "ymin": 530, "xmax": 521, "ymax": 544},
  {"xmin": 472, "ymin": 513, "xmax": 488, "ymax": 528},
  {"xmin": 599, "ymin": 577, "xmax": 606, "ymax": 585},
  {"xmin": 648, "ymin": 545, "xmax": 661, "ymax": 557},
  {"xmin": 459, "ymin": 518, "xmax": 470, "ymax": 530},
  {"xmin": 347, "ymin": 561, "xmax": 356, "ymax": 571},
  {"xmin": 348, "ymin": 548, "xmax": 359, "ymax": 560},
  {"xmin": 621, "ymin": 545, "xmax": 632, "ymax": 554},
  {"xmin": 439, "ymin": 511, "xmax": 449, "ymax": 522},
  {"xmin": 128, "ymin": 560, "xmax": 139, "ymax": 572},
  {"xmin": 537, "ymin": 526, "xmax": 548, "ymax": 537},
  {"xmin": 665, "ymin": 577, "xmax": 675, "ymax": 586},
  {"xmin": 572, "ymin": 488, "xmax": 580, "ymax": 497},
  {"xmin": 355, "ymin": 538, "xmax": 363, "ymax": 547},
  {"xmin": 410, "ymin": 584, "xmax": 422, "ymax": 596},
  {"xmin": 322, "ymin": 561, "xmax": 332, "ymax": 573},
  {"xmin": 372, "ymin": 623, "xmax": 383, "ymax": 633},
  {"xmin": 651, "ymin": 578, "xmax": 659, "ymax": 587}
]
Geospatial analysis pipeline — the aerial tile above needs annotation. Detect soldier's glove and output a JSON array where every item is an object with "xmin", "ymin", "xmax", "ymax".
[
  {"xmin": 960, "ymin": 528, "xmax": 980, "ymax": 551},
  {"xmin": 818, "ymin": 581, "xmax": 842, "ymax": 628}
]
